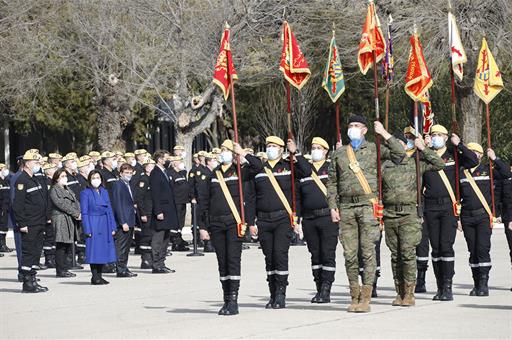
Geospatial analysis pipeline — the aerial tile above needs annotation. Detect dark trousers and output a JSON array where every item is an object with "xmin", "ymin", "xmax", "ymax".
[
  {"xmin": 115, "ymin": 227, "xmax": 134, "ymax": 272},
  {"xmin": 258, "ymin": 216, "xmax": 292, "ymax": 286},
  {"xmin": 20, "ymin": 224, "xmax": 44, "ymax": 274},
  {"xmin": 425, "ymin": 208, "xmax": 457, "ymax": 280},
  {"xmin": 504, "ymin": 215, "xmax": 512, "ymax": 264},
  {"xmin": 75, "ymin": 221, "xmax": 85, "ymax": 256},
  {"xmin": 461, "ymin": 213, "xmax": 492, "ymax": 275},
  {"xmin": 55, "ymin": 242, "xmax": 72, "ymax": 273},
  {"xmin": 90, "ymin": 263, "xmax": 104, "ymax": 279},
  {"xmin": 302, "ymin": 215, "xmax": 338, "ymax": 284},
  {"xmin": 358, "ymin": 231, "xmax": 382, "ymax": 281},
  {"xmin": 176, "ymin": 203, "xmax": 186, "ymax": 230},
  {"xmin": 210, "ymin": 221, "xmax": 242, "ymax": 291},
  {"xmin": 14, "ymin": 228, "xmax": 22, "ymax": 270},
  {"xmin": 152, "ymin": 229, "xmax": 170, "ymax": 269},
  {"xmin": 416, "ymin": 221, "xmax": 430, "ymax": 271},
  {"xmin": 43, "ymin": 222, "xmax": 55, "ymax": 256},
  {"xmin": 139, "ymin": 220, "xmax": 154, "ymax": 253}
]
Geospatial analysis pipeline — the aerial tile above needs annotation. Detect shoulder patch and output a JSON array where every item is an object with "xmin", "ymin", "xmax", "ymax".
[
  {"xmin": 139, "ymin": 182, "xmax": 145, "ymax": 188},
  {"xmin": 17, "ymin": 183, "xmax": 24, "ymax": 191},
  {"xmin": 189, "ymin": 173, "xmax": 195, "ymax": 178},
  {"xmin": 196, "ymin": 171, "xmax": 201, "ymax": 176},
  {"xmin": 201, "ymin": 175, "xmax": 206, "ymax": 180}
]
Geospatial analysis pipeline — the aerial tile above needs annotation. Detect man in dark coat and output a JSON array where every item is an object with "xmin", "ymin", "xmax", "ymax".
[{"xmin": 150, "ymin": 150, "xmax": 179, "ymax": 273}]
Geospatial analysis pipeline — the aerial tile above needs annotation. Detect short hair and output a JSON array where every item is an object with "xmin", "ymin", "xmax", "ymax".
[
  {"xmin": 119, "ymin": 163, "xmax": 133, "ymax": 173},
  {"xmin": 87, "ymin": 169, "xmax": 104, "ymax": 188},
  {"xmin": 153, "ymin": 150, "xmax": 169, "ymax": 162},
  {"xmin": 51, "ymin": 168, "xmax": 67, "ymax": 185}
]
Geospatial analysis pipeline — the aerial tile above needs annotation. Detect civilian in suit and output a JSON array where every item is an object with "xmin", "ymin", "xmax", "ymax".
[
  {"xmin": 112, "ymin": 163, "xmax": 138, "ymax": 278},
  {"xmin": 150, "ymin": 150, "xmax": 179, "ymax": 274}
]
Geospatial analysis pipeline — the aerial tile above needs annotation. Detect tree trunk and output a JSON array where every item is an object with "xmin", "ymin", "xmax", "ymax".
[
  {"xmin": 460, "ymin": 94, "xmax": 482, "ymax": 144},
  {"xmin": 97, "ymin": 108, "xmax": 125, "ymax": 151},
  {"xmin": 176, "ymin": 130, "xmax": 195, "ymax": 170}
]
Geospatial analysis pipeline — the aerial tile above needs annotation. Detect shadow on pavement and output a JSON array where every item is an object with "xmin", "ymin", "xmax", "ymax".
[
  {"xmin": 458, "ymin": 304, "xmax": 512, "ymax": 310},
  {"xmin": 167, "ymin": 308, "xmax": 217, "ymax": 314},
  {"xmin": 0, "ymin": 288, "xmax": 22, "ymax": 293},
  {"xmin": 59, "ymin": 281, "xmax": 94, "ymax": 285}
]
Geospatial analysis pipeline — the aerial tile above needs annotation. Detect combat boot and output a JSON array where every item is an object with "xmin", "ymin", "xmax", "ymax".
[
  {"xmin": 355, "ymin": 285, "xmax": 373, "ymax": 313},
  {"xmin": 22, "ymin": 274, "xmax": 46, "ymax": 293},
  {"xmin": 476, "ymin": 273, "xmax": 489, "ymax": 296},
  {"xmin": 77, "ymin": 252, "xmax": 85, "ymax": 265},
  {"xmin": 469, "ymin": 268, "xmax": 480, "ymax": 296},
  {"xmin": 140, "ymin": 251, "xmax": 152, "ymax": 269},
  {"xmin": 372, "ymin": 277, "xmax": 378, "ymax": 298},
  {"xmin": 203, "ymin": 240, "xmax": 215, "ymax": 253},
  {"xmin": 391, "ymin": 280, "xmax": 403, "ymax": 306},
  {"xmin": 415, "ymin": 269, "xmax": 427, "ymax": 293},
  {"xmin": 44, "ymin": 254, "xmax": 56, "ymax": 269},
  {"xmin": 440, "ymin": 279, "xmax": 453, "ymax": 301},
  {"xmin": 432, "ymin": 262, "xmax": 444, "ymax": 301},
  {"xmin": 272, "ymin": 283, "xmax": 286, "ymax": 309},
  {"xmin": 401, "ymin": 282, "xmax": 416, "ymax": 307},
  {"xmin": 311, "ymin": 281, "xmax": 321, "ymax": 303},
  {"xmin": 317, "ymin": 282, "xmax": 332, "ymax": 303},
  {"xmin": 32, "ymin": 274, "xmax": 49, "ymax": 292},
  {"xmin": 224, "ymin": 290, "xmax": 239, "ymax": 316},
  {"xmin": 265, "ymin": 280, "xmax": 276, "ymax": 309},
  {"xmin": 0, "ymin": 234, "xmax": 13, "ymax": 252},
  {"xmin": 347, "ymin": 284, "xmax": 360, "ymax": 312},
  {"xmin": 218, "ymin": 281, "xmax": 230, "ymax": 315}
]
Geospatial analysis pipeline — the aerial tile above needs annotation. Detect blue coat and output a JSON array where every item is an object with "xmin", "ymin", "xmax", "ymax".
[
  {"xmin": 80, "ymin": 187, "xmax": 117, "ymax": 264},
  {"xmin": 112, "ymin": 180, "xmax": 136, "ymax": 228}
]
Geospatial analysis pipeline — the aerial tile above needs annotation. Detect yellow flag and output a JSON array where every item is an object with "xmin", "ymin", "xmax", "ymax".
[{"xmin": 473, "ymin": 37, "xmax": 503, "ymax": 104}]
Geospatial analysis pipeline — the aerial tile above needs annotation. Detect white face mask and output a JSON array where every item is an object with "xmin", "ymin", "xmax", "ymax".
[
  {"xmin": 266, "ymin": 147, "xmax": 280, "ymax": 161},
  {"xmin": 111, "ymin": 160, "xmax": 118, "ymax": 169},
  {"xmin": 1, "ymin": 169, "xmax": 9, "ymax": 178},
  {"xmin": 122, "ymin": 174, "xmax": 132, "ymax": 182},
  {"xmin": 220, "ymin": 151, "xmax": 233, "ymax": 164},
  {"xmin": 91, "ymin": 178, "xmax": 102, "ymax": 188},
  {"xmin": 88, "ymin": 163, "xmax": 95, "ymax": 172},
  {"xmin": 70, "ymin": 161, "xmax": 78, "ymax": 171},
  {"xmin": 432, "ymin": 136, "xmax": 446, "ymax": 149},
  {"xmin": 210, "ymin": 160, "xmax": 219, "ymax": 169},
  {"xmin": 130, "ymin": 160, "xmax": 136, "ymax": 167},
  {"xmin": 311, "ymin": 149, "xmax": 325, "ymax": 162},
  {"xmin": 178, "ymin": 163, "xmax": 186, "ymax": 171},
  {"xmin": 57, "ymin": 162, "xmax": 63, "ymax": 169},
  {"xmin": 31, "ymin": 164, "xmax": 41, "ymax": 174},
  {"xmin": 58, "ymin": 177, "xmax": 68, "ymax": 186},
  {"xmin": 347, "ymin": 127, "xmax": 362, "ymax": 141}
]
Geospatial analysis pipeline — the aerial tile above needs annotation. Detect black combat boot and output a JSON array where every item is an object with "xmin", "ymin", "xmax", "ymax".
[
  {"xmin": 44, "ymin": 254, "xmax": 56, "ymax": 269},
  {"xmin": 224, "ymin": 290, "xmax": 239, "ymax": 316},
  {"xmin": 265, "ymin": 279, "xmax": 276, "ymax": 309},
  {"xmin": 218, "ymin": 281, "xmax": 230, "ymax": 315},
  {"xmin": 0, "ymin": 234, "xmax": 13, "ymax": 252},
  {"xmin": 77, "ymin": 252, "xmax": 85, "ymax": 265},
  {"xmin": 22, "ymin": 274, "xmax": 46, "ymax": 293},
  {"xmin": 469, "ymin": 268, "xmax": 480, "ymax": 296},
  {"xmin": 440, "ymin": 279, "xmax": 453, "ymax": 301},
  {"xmin": 272, "ymin": 283, "xmax": 286, "ymax": 309},
  {"xmin": 477, "ymin": 273, "xmax": 489, "ymax": 296},
  {"xmin": 32, "ymin": 274, "xmax": 49, "ymax": 292},
  {"xmin": 432, "ymin": 262, "xmax": 443, "ymax": 301},
  {"xmin": 140, "ymin": 251, "xmax": 152, "ymax": 269},
  {"xmin": 415, "ymin": 269, "xmax": 427, "ymax": 293},
  {"xmin": 317, "ymin": 282, "xmax": 332, "ymax": 303},
  {"xmin": 372, "ymin": 276, "xmax": 379, "ymax": 298},
  {"xmin": 311, "ymin": 281, "xmax": 322, "ymax": 303},
  {"xmin": 203, "ymin": 240, "xmax": 215, "ymax": 253}
]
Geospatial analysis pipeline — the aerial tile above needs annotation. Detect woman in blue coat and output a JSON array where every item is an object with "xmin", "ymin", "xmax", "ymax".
[{"xmin": 80, "ymin": 170, "xmax": 117, "ymax": 285}]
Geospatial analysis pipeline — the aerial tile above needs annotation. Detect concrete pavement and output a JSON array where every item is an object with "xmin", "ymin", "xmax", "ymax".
[{"xmin": 1, "ymin": 231, "xmax": 511, "ymax": 339}]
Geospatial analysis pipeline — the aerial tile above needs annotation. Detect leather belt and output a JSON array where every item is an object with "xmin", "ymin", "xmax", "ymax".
[
  {"xmin": 257, "ymin": 210, "xmax": 288, "ymax": 220},
  {"xmin": 425, "ymin": 197, "xmax": 452, "ymax": 206},
  {"xmin": 461, "ymin": 208, "xmax": 486, "ymax": 217},
  {"xmin": 303, "ymin": 208, "xmax": 331, "ymax": 219}
]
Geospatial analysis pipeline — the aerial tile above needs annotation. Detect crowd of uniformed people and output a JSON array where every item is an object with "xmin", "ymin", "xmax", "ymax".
[{"xmin": 1, "ymin": 114, "xmax": 511, "ymax": 315}]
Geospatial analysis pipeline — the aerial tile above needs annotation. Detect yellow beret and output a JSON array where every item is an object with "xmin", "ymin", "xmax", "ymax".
[
  {"xmin": 79, "ymin": 155, "xmax": 91, "ymax": 162},
  {"xmin": 23, "ymin": 150, "xmax": 41, "ymax": 161},
  {"xmin": 124, "ymin": 152, "xmax": 135, "ymax": 158},
  {"xmin": 114, "ymin": 151, "xmax": 123, "ymax": 157},
  {"xmin": 143, "ymin": 158, "xmax": 155, "ymax": 165},
  {"xmin": 205, "ymin": 152, "xmax": 216, "ymax": 159},
  {"xmin": 48, "ymin": 153, "xmax": 62, "ymax": 159},
  {"xmin": 467, "ymin": 143, "xmax": 484, "ymax": 154},
  {"xmin": 118, "ymin": 158, "xmax": 126, "ymax": 164},
  {"xmin": 221, "ymin": 139, "xmax": 235, "ymax": 152},
  {"xmin": 312, "ymin": 137, "xmax": 329, "ymax": 150},
  {"xmin": 42, "ymin": 163, "xmax": 56, "ymax": 171},
  {"xmin": 211, "ymin": 148, "xmax": 221, "ymax": 154},
  {"xmin": 431, "ymin": 124, "xmax": 448, "ymax": 135},
  {"xmin": 88, "ymin": 151, "xmax": 101, "ymax": 157},
  {"xmin": 77, "ymin": 159, "xmax": 90, "ymax": 168},
  {"xmin": 0, "ymin": 163, "xmax": 6, "ymax": 169},
  {"xmin": 134, "ymin": 149, "xmax": 148, "ymax": 156},
  {"xmin": 193, "ymin": 153, "xmax": 198, "ymax": 158},
  {"xmin": 266, "ymin": 136, "xmax": 285, "ymax": 147},
  {"xmin": 27, "ymin": 149, "xmax": 39, "ymax": 154},
  {"xmin": 173, "ymin": 145, "xmax": 185, "ymax": 151},
  {"xmin": 62, "ymin": 153, "xmax": 77, "ymax": 162},
  {"xmin": 403, "ymin": 126, "xmax": 416, "ymax": 135},
  {"xmin": 169, "ymin": 156, "xmax": 183, "ymax": 162},
  {"xmin": 41, "ymin": 157, "xmax": 48, "ymax": 163},
  {"xmin": 244, "ymin": 148, "xmax": 254, "ymax": 154},
  {"xmin": 198, "ymin": 151, "xmax": 207, "ymax": 157},
  {"xmin": 101, "ymin": 151, "xmax": 115, "ymax": 159}
]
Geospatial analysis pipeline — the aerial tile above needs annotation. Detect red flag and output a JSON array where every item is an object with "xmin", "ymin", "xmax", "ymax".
[
  {"xmin": 357, "ymin": 0, "xmax": 386, "ymax": 75},
  {"xmin": 279, "ymin": 21, "xmax": 311, "ymax": 90},
  {"xmin": 404, "ymin": 33, "xmax": 433, "ymax": 101},
  {"xmin": 213, "ymin": 25, "xmax": 238, "ymax": 100}
]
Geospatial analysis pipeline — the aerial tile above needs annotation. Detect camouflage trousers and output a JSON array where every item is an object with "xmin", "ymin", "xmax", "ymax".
[
  {"xmin": 339, "ymin": 204, "xmax": 380, "ymax": 285},
  {"xmin": 384, "ymin": 213, "xmax": 422, "ymax": 283}
]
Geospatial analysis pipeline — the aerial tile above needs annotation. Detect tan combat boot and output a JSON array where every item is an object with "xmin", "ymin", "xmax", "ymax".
[
  {"xmin": 391, "ymin": 280, "xmax": 403, "ymax": 306},
  {"xmin": 401, "ymin": 282, "xmax": 416, "ymax": 307},
  {"xmin": 355, "ymin": 285, "xmax": 373, "ymax": 313},
  {"xmin": 347, "ymin": 284, "xmax": 360, "ymax": 312}
]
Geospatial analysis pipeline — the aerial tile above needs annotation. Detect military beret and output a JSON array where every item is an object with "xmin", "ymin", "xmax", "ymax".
[
  {"xmin": 101, "ymin": 151, "xmax": 115, "ymax": 159},
  {"xmin": 42, "ymin": 163, "xmax": 57, "ymax": 171},
  {"xmin": 27, "ymin": 148, "xmax": 40, "ymax": 154},
  {"xmin": 77, "ymin": 159, "xmax": 90, "ymax": 168},
  {"xmin": 198, "ymin": 151, "xmax": 207, "ymax": 157},
  {"xmin": 266, "ymin": 136, "xmax": 285, "ymax": 147},
  {"xmin": 41, "ymin": 157, "xmax": 48, "ymax": 163},
  {"xmin": 348, "ymin": 114, "xmax": 368, "ymax": 126},
  {"xmin": 0, "ymin": 163, "xmax": 6, "ymax": 169},
  {"xmin": 23, "ymin": 150, "xmax": 41, "ymax": 161},
  {"xmin": 467, "ymin": 142, "xmax": 484, "ymax": 154},
  {"xmin": 143, "ymin": 158, "xmax": 155, "ymax": 166},
  {"xmin": 193, "ymin": 153, "xmax": 199, "ymax": 158},
  {"xmin": 62, "ymin": 153, "xmax": 77, "ymax": 162},
  {"xmin": 134, "ymin": 149, "xmax": 148, "ymax": 156},
  {"xmin": 393, "ymin": 131, "xmax": 408, "ymax": 144},
  {"xmin": 173, "ymin": 145, "xmax": 185, "ymax": 151},
  {"xmin": 48, "ymin": 153, "xmax": 62, "ymax": 159},
  {"xmin": 221, "ymin": 139, "xmax": 235, "ymax": 152},
  {"xmin": 114, "ymin": 151, "xmax": 123, "ymax": 157},
  {"xmin": 430, "ymin": 124, "xmax": 448, "ymax": 135},
  {"xmin": 211, "ymin": 147, "xmax": 221, "ymax": 155},
  {"xmin": 79, "ymin": 155, "xmax": 91, "ymax": 162},
  {"xmin": 312, "ymin": 137, "xmax": 329, "ymax": 150},
  {"xmin": 124, "ymin": 152, "xmax": 135, "ymax": 158},
  {"xmin": 88, "ymin": 151, "xmax": 101, "ymax": 157},
  {"xmin": 169, "ymin": 156, "xmax": 183, "ymax": 162},
  {"xmin": 403, "ymin": 126, "xmax": 417, "ymax": 136}
]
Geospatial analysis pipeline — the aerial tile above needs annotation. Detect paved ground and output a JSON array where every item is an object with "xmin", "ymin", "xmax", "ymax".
[{"xmin": 1, "ymin": 229, "xmax": 511, "ymax": 339}]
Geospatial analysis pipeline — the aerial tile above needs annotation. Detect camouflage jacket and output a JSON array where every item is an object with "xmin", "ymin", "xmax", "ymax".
[
  {"xmin": 327, "ymin": 137, "xmax": 405, "ymax": 208},
  {"xmin": 382, "ymin": 147, "xmax": 445, "ymax": 210}
]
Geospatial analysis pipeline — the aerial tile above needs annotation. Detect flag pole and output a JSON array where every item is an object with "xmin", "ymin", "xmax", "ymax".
[
  {"xmin": 384, "ymin": 15, "xmax": 393, "ymax": 131},
  {"xmin": 286, "ymin": 81, "xmax": 297, "ymax": 222},
  {"xmin": 335, "ymin": 100, "xmax": 341, "ymax": 143},
  {"xmin": 226, "ymin": 23, "xmax": 246, "ymax": 237},
  {"xmin": 413, "ymin": 101, "xmax": 422, "ymax": 212},
  {"xmin": 485, "ymin": 102, "xmax": 496, "ymax": 220},
  {"xmin": 448, "ymin": 1, "xmax": 461, "ymax": 209}
]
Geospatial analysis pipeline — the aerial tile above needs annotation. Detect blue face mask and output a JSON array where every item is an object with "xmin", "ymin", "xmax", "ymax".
[
  {"xmin": 406, "ymin": 139, "xmax": 415, "ymax": 150},
  {"xmin": 432, "ymin": 136, "xmax": 445, "ymax": 149},
  {"xmin": 266, "ymin": 147, "xmax": 280, "ymax": 161}
]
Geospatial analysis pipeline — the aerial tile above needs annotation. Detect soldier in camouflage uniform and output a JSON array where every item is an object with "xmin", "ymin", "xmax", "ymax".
[
  {"xmin": 383, "ymin": 128, "xmax": 444, "ymax": 307},
  {"xmin": 327, "ymin": 115, "xmax": 405, "ymax": 313}
]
